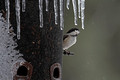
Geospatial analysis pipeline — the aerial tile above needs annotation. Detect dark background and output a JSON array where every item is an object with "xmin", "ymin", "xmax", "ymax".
[{"xmin": 63, "ymin": 0, "xmax": 120, "ymax": 80}]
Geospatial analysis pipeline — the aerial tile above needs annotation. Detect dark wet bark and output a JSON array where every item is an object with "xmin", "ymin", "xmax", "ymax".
[{"xmin": 0, "ymin": 0, "xmax": 63, "ymax": 80}]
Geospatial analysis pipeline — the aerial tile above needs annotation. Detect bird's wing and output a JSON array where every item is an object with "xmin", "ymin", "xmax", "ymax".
[{"xmin": 63, "ymin": 35, "xmax": 69, "ymax": 41}]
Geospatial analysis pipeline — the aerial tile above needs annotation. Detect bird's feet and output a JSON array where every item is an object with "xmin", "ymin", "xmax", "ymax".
[{"xmin": 63, "ymin": 50, "xmax": 74, "ymax": 55}]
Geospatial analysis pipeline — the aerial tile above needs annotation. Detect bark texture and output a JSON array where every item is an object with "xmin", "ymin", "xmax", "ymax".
[{"xmin": 0, "ymin": 0, "xmax": 63, "ymax": 80}]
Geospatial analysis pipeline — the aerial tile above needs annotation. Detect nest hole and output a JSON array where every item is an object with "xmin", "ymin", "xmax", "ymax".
[
  {"xmin": 17, "ymin": 66, "xmax": 28, "ymax": 76},
  {"xmin": 53, "ymin": 67, "xmax": 60, "ymax": 78}
]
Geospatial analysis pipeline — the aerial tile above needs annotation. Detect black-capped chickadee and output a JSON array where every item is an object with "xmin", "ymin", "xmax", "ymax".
[{"xmin": 63, "ymin": 28, "xmax": 80, "ymax": 55}]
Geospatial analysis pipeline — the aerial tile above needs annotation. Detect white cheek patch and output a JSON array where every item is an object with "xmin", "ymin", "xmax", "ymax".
[{"xmin": 75, "ymin": 30, "xmax": 80, "ymax": 34}]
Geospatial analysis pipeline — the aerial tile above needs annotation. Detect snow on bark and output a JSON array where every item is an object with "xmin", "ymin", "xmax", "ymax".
[{"xmin": 0, "ymin": 13, "xmax": 24, "ymax": 80}]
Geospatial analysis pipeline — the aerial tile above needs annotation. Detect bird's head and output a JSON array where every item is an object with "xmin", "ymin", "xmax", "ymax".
[{"xmin": 67, "ymin": 28, "xmax": 80, "ymax": 36}]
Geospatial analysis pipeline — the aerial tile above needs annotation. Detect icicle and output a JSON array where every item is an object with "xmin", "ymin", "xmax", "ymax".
[
  {"xmin": 54, "ymin": 0, "xmax": 58, "ymax": 25},
  {"xmin": 22, "ymin": 0, "xmax": 26, "ymax": 12},
  {"xmin": 5, "ymin": 0, "xmax": 10, "ymax": 33},
  {"xmin": 15, "ymin": 0, "xmax": 21, "ymax": 39},
  {"xmin": 45, "ymin": 0, "xmax": 49, "ymax": 11},
  {"xmin": 72, "ymin": 0, "xmax": 77, "ymax": 25},
  {"xmin": 81, "ymin": 0, "xmax": 85, "ymax": 29},
  {"xmin": 66, "ymin": 0, "xmax": 70, "ymax": 10},
  {"xmin": 39, "ymin": 0, "xmax": 43, "ymax": 28},
  {"xmin": 78, "ymin": 0, "xmax": 81, "ymax": 18},
  {"xmin": 60, "ymin": 0, "xmax": 64, "ymax": 30}
]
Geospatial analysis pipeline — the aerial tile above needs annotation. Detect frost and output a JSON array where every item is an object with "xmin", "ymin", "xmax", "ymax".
[
  {"xmin": 72, "ymin": 0, "xmax": 77, "ymax": 25},
  {"xmin": 15, "ymin": 0, "xmax": 21, "ymax": 39},
  {"xmin": 60, "ymin": 0, "xmax": 64, "ymax": 30},
  {"xmin": 54, "ymin": 0, "xmax": 58, "ymax": 25},
  {"xmin": 5, "ymin": 0, "xmax": 10, "ymax": 33},
  {"xmin": 45, "ymin": 0, "xmax": 49, "ymax": 11},
  {"xmin": 22, "ymin": 0, "xmax": 26, "ymax": 12},
  {"xmin": 39, "ymin": 0, "xmax": 43, "ymax": 28},
  {"xmin": 0, "ymin": 13, "xmax": 25, "ymax": 80}
]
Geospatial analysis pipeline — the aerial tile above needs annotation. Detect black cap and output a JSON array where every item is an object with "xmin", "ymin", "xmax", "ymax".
[{"xmin": 67, "ymin": 28, "xmax": 79, "ymax": 33}]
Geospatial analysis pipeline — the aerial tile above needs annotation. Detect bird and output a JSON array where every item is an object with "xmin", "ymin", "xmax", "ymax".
[{"xmin": 63, "ymin": 28, "xmax": 80, "ymax": 55}]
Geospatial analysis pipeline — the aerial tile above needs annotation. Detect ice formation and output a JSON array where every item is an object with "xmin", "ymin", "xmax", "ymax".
[
  {"xmin": 81, "ymin": 0, "xmax": 85, "ymax": 29},
  {"xmin": 54, "ymin": 0, "xmax": 58, "ymax": 25},
  {"xmin": 39, "ymin": 0, "xmax": 43, "ymax": 28},
  {"xmin": 22, "ymin": 0, "xmax": 26, "ymax": 12},
  {"xmin": 0, "ymin": 13, "xmax": 24, "ymax": 80},
  {"xmin": 66, "ymin": 0, "xmax": 85, "ymax": 29},
  {"xmin": 39, "ymin": 0, "xmax": 85, "ymax": 29},
  {"xmin": 60, "ymin": 0, "xmax": 64, "ymax": 30},
  {"xmin": 45, "ymin": 0, "xmax": 49, "ymax": 11},
  {"xmin": 72, "ymin": 0, "xmax": 77, "ymax": 25},
  {"xmin": 5, "ymin": 0, "xmax": 10, "ymax": 33},
  {"xmin": 78, "ymin": 0, "xmax": 81, "ymax": 18},
  {"xmin": 15, "ymin": 0, "xmax": 21, "ymax": 39},
  {"xmin": 66, "ymin": 0, "xmax": 70, "ymax": 10},
  {"xmin": 4, "ymin": 0, "xmax": 85, "ymax": 38},
  {"xmin": 38, "ymin": 0, "xmax": 64, "ymax": 30}
]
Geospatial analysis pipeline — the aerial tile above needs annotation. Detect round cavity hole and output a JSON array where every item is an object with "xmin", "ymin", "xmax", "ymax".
[
  {"xmin": 13, "ymin": 62, "xmax": 33, "ymax": 80},
  {"xmin": 17, "ymin": 66, "xmax": 28, "ymax": 76},
  {"xmin": 50, "ymin": 63, "xmax": 61, "ymax": 80},
  {"xmin": 53, "ymin": 67, "xmax": 60, "ymax": 78}
]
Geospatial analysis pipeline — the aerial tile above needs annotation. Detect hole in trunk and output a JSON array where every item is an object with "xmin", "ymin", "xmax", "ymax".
[
  {"xmin": 17, "ymin": 66, "xmax": 28, "ymax": 76},
  {"xmin": 53, "ymin": 67, "xmax": 60, "ymax": 78}
]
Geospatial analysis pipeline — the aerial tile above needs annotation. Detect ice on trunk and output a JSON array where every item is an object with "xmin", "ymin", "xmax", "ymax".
[
  {"xmin": 22, "ymin": 0, "xmax": 26, "ymax": 12},
  {"xmin": 60, "ymin": 0, "xmax": 64, "ymax": 30},
  {"xmin": 54, "ymin": 0, "xmax": 58, "ymax": 25},
  {"xmin": 5, "ymin": 0, "xmax": 10, "ymax": 33},
  {"xmin": 39, "ymin": 0, "xmax": 43, "ymax": 28},
  {"xmin": 72, "ymin": 0, "xmax": 77, "ymax": 25},
  {"xmin": 15, "ymin": 0, "xmax": 21, "ymax": 39},
  {"xmin": 45, "ymin": 0, "xmax": 49, "ymax": 11},
  {"xmin": 81, "ymin": 0, "xmax": 85, "ymax": 29}
]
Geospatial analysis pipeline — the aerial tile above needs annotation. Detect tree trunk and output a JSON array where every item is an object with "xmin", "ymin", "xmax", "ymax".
[{"xmin": 0, "ymin": 0, "xmax": 63, "ymax": 80}]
